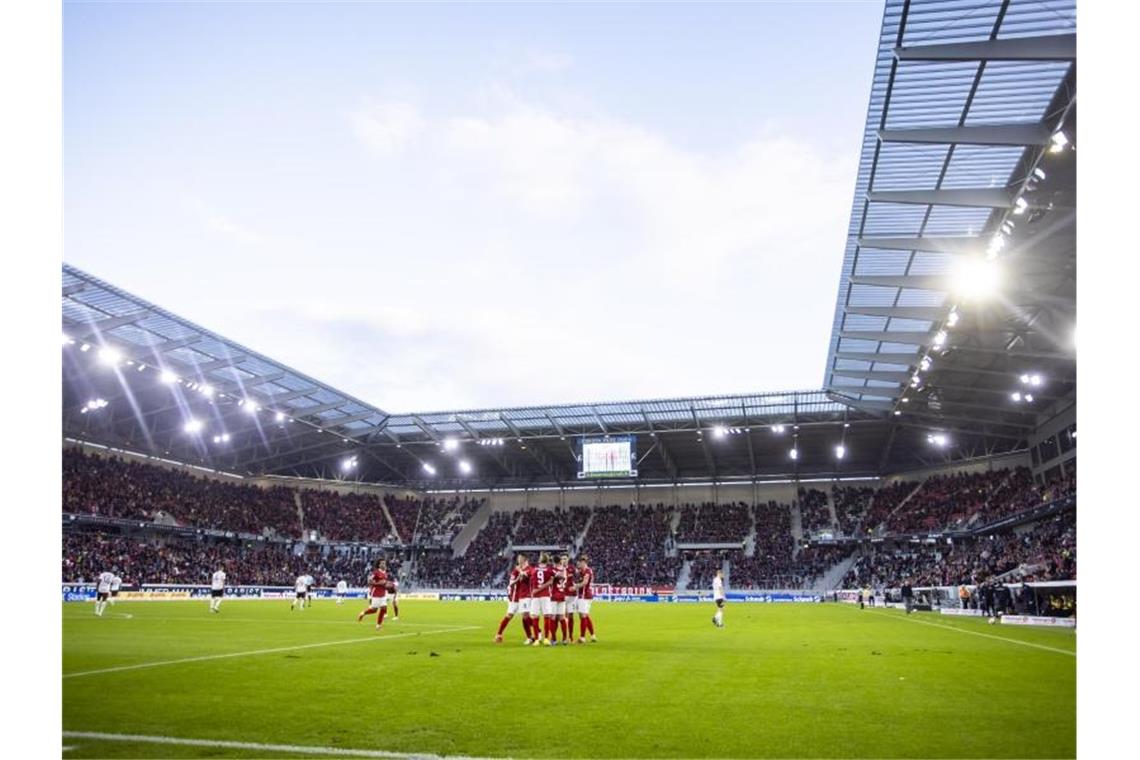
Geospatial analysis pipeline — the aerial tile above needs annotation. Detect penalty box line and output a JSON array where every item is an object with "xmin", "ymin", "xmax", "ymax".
[
  {"xmin": 61, "ymin": 731, "xmax": 498, "ymax": 759},
  {"xmin": 863, "ymin": 607, "xmax": 1075, "ymax": 657},
  {"xmin": 62, "ymin": 625, "xmax": 478, "ymax": 679}
]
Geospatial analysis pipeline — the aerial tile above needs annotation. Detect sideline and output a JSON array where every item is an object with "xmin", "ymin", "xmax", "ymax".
[
  {"xmin": 862, "ymin": 607, "xmax": 1075, "ymax": 656},
  {"xmin": 62, "ymin": 625, "xmax": 478, "ymax": 679}
]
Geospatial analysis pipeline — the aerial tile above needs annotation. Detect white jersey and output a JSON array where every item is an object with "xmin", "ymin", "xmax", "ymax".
[
  {"xmin": 336, "ymin": 580, "xmax": 348, "ymax": 593},
  {"xmin": 305, "ymin": 574, "xmax": 315, "ymax": 587},
  {"xmin": 712, "ymin": 576, "xmax": 725, "ymax": 600},
  {"xmin": 211, "ymin": 571, "xmax": 226, "ymax": 591},
  {"xmin": 295, "ymin": 576, "xmax": 308, "ymax": 593},
  {"xmin": 110, "ymin": 576, "xmax": 122, "ymax": 592},
  {"xmin": 97, "ymin": 571, "xmax": 114, "ymax": 593}
]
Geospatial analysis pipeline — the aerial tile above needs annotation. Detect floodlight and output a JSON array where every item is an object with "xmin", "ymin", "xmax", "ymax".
[
  {"xmin": 443, "ymin": 438, "xmax": 459, "ymax": 452},
  {"xmin": 1033, "ymin": 167, "xmax": 1046, "ymax": 180},
  {"xmin": 1013, "ymin": 197, "xmax": 1028, "ymax": 215},
  {"xmin": 946, "ymin": 311, "xmax": 960, "ymax": 328},
  {"xmin": 184, "ymin": 418, "xmax": 204, "ymax": 434},
  {"xmin": 835, "ymin": 445, "xmax": 846, "ymax": 460},
  {"xmin": 1049, "ymin": 131, "xmax": 1068, "ymax": 153},
  {"xmin": 1029, "ymin": 374, "xmax": 1042, "ymax": 386},
  {"xmin": 243, "ymin": 401, "xmax": 259, "ymax": 414},
  {"xmin": 1025, "ymin": 394, "xmax": 1034, "ymax": 403},
  {"xmin": 772, "ymin": 425, "xmax": 785, "ymax": 434},
  {"xmin": 341, "ymin": 456, "xmax": 358, "ymax": 472},
  {"xmin": 458, "ymin": 459, "xmax": 473, "ymax": 475},
  {"xmin": 933, "ymin": 330, "xmax": 948, "ymax": 348},
  {"xmin": 920, "ymin": 357, "xmax": 932, "ymax": 371},
  {"xmin": 212, "ymin": 435, "xmax": 221, "ymax": 444},
  {"xmin": 927, "ymin": 434, "xmax": 949, "ymax": 448},
  {"xmin": 1020, "ymin": 374, "xmax": 1030, "ymax": 384},
  {"xmin": 1011, "ymin": 392, "xmax": 1022, "ymax": 402},
  {"xmin": 789, "ymin": 448, "xmax": 799, "ymax": 460},
  {"xmin": 199, "ymin": 384, "xmax": 215, "ymax": 398},
  {"xmin": 63, "ymin": 333, "xmax": 74, "ymax": 345},
  {"xmin": 713, "ymin": 425, "xmax": 727, "ymax": 439},
  {"xmin": 423, "ymin": 462, "xmax": 437, "ymax": 476},
  {"xmin": 949, "ymin": 257, "xmax": 1001, "ymax": 300},
  {"xmin": 80, "ymin": 343, "xmax": 91, "ymax": 352},
  {"xmin": 97, "ymin": 346, "xmax": 123, "ymax": 366},
  {"xmin": 160, "ymin": 369, "xmax": 179, "ymax": 384},
  {"xmin": 275, "ymin": 411, "xmax": 286, "ymax": 423}
]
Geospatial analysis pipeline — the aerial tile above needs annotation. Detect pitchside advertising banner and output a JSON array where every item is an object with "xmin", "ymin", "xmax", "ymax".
[{"xmin": 64, "ymin": 583, "xmax": 821, "ymax": 603}]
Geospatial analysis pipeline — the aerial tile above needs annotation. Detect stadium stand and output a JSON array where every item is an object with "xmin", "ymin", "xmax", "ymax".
[
  {"xmin": 299, "ymin": 489, "xmax": 392, "ymax": 543},
  {"xmin": 797, "ymin": 488, "xmax": 833, "ymax": 534},
  {"xmin": 675, "ymin": 502, "xmax": 751, "ymax": 543}
]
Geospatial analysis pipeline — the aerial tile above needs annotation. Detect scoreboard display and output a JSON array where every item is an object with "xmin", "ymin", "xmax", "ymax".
[{"xmin": 578, "ymin": 435, "xmax": 637, "ymax": 479}]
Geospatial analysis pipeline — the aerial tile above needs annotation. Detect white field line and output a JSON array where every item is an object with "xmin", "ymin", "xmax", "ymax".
[
  {"xmin": 63, "ymin": 625, "xmax": 478, "ymax": 679},
  {"xmin": 61, "ymin": 731, "xmax": 498, "ymax": 759},
  {"xmin": 865, "ymin": 608, "xmax": 1075, "ymax": 656},
  {"xmin": 68, "ymin": 614, "xmax": 462, "ymax": 628}
]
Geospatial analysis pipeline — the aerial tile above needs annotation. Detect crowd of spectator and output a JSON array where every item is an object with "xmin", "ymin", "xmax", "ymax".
[
  {"xmin": 299, "ymin": 489, "xmax": 392, "ymax": 543},
  {"xmin": 512, "ymin": 506, "xmax": 590, "ymax": 546},
  {"xmin": 411, "ymin": 511, "xmax": 515, "ymax": 588},
  {"xmin": 383, "ymin": 495, "xmax": 420, "ymax": 543},
  {"xmin": 62, "ymin": 530, "xmax": 387, "ymax": 587},
  {"xmin": 859, "ymin": 480, "xmax": 919, "ymax": 534},
  {"xmin": 674, "ymin": 502, "xmax": 751, "ymax": 543},
  {"xmin": 414, "ymin": 497, "xmax": 484, "ymax": 545},
  {"xmin": 842, "ymin": 511, "xmax": 1076, "ymax": 589},
  {"xmin": 833, "ymin": 486, "xmax": 874, "ymax": 536},
  {"xmin": 885, "ymin": 470, "xmax": 1007, "ymax": 534},
  {"xmin": 797, "ymin": 488, "xmax": 834, "ymax": 534},
  {"xmin": 580, "ymin": 504, "xmax": 681, "ymax": 586},
  {"xmin": 63, "ymin": 449, "xmax": 299, "ymax": 536},
  {"xmin": 686, "ymin": 551, "xmax": 727, "ymax": 589}
]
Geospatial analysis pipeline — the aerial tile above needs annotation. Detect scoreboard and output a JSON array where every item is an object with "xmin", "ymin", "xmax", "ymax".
[{"xmin": 578, "ymin": 435, "xmax": 637, "ymax": 479}]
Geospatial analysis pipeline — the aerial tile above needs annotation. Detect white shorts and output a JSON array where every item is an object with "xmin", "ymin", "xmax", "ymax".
[
  {"xmin": 565, "ymin": 598, "xmax": 577, "ymax": 614},
  {"xmin": 370, "ymin": 596, "xmax": 388, "ymax": 608},
  {"xmin": 532, "ymin": 597, "xmax": 554, "ymax": 616},
  {"xmin": 507, "ymin": 600, "xmax": 521, "ymax": 615},
  {"xmin": 554, "ymin": 601, "xmax": 567, "ymax": 616},
  {"xmin": 576, "ymin": 598, "xmax": 592, "ymax": 615}
]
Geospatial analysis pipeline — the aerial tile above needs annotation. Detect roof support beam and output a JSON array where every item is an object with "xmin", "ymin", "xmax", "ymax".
[
  {"xmin": 292, "ymin": 401, "xmax": 349, "ymax": 419},
  {"xmin": 193, "ymin": 355, "xmax": 249, "ymax": 374},
  {"xmin": 838, "ymin": 330, "xmax": 933, "ymax": 345},
  {"xmin": 857, "ymin": 236, "xmax": 982, "ymax": 254},
  {"xmin": 849, "ymin": 275, "xmax": 947, "ymax": 290},
  {"xmin": 269, "ymin": 388, "xmax": 322, "ymax": 404},
  {"xmin": 831, "ymin": 369, "xmax": 909, "ymax": 384},
  {"xmin": 894, "ymin": 34, "xmax": 1076, "ymax": 62},
  {"xmin": 844, "ymin": 306, "xmax": 946, "ymax": 321},
  {"xmin": 867, "ymin": 188, "xmax": 1014, "ymax": 208},
  {"xmin": 835, "ymin": 351, "xmax": 920, "ymax": 366},
  {"xmin": 590, "ymin": 407, "xmax": 608, "ymax": 434},
  {"xmin": 319, "ymin": 411, "xmax": 377, "ymax": 429},
  {"xmin": 69, "ymin": 311, "xmax": 151, "ymax": 341},
  {"xmin": 877, "ymin": 123, "xmax": 1051, "ymax": 147},
  {"xmin": 640, "ymin": 411, "xmax": 677, "ymax": 480},
  {"xmin": 244, "ymin": 372, "xmax": 287, "ymax": 388},
  {"xmin": 62, "ymin": 283, "xmax": 88, "ymax": 297}
]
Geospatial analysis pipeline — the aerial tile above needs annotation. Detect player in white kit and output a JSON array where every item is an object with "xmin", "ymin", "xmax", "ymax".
[
  {"xmin": 303, "ymin": 573, "xmax": 315, "ymax": 607},
  {"xmin": 291, "ymin": 575, "xmax": 308, "ymax": 610},
  {"xmin": 335, "ymin": 579, "xmax": 348, "ymax": 605},
  {"xmin": 712, "ymin": 569, "xmax": 726, "ymax": 628},
  {"xmin": 209, "ymin": 569, "xmax": 226, "ymax": 613},
  {"xmin": 109, "ymin": 574, "xmax": 122, "ymax": 605},
  {"xmin": 94, "ymin": 571, "xmax": 114, "ymax": 616}
]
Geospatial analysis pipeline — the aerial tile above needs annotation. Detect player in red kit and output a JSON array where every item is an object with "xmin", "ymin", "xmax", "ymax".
[
  {"xmin": 495, "ymin": 554, "xmax": 531, "ymax": 643},
  {"xmin": 531, "ymin": 552, "xmax": 556, "ymax": 646},
  {"xmin": 356, "ymin": 559, "xmax": 390, "ymax": 631},
  {"xmin": 575, "ymin": 555, "xmax": 597, "ymax": 643},
  {"xmin": 550, "ymin": 555, "xmax": 567, "ymax": 644},
  {"xmin": 562, "ymin": 554, "xmax": 578, "ymax": 643}
]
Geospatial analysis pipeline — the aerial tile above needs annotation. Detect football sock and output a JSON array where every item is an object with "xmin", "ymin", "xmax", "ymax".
[
  {"xmin": 377, "ymin": 607, "xmax": 387, "ymax": 626},
  {"xmin": 567, "ymin": 616, "xmax": 575, "ymax": 640},
  {"xmin": 497, "ymin": 616, "xmax": 512, "ymax": 635}
]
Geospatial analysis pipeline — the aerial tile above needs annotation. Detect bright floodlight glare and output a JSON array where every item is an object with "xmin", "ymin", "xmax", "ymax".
[
  {"xmin": 1029, "ymin": 374, "xmax": 1042, "ymax": 386},
  {"xmin": 160, "ymin": 369, "xmax": 179, "ymax": 384},
  {"xmin": 1011, "ymin": 391, "xmax": 1022, "ymax": 402},
  {"xmin": 458, "ymin": 459, "xmax": 473, "ymax": 475},
  {"xmin": 920, "ymin": 357, "xmax": 932, "ymax": 371},
  {"xmin": 422, "ymin": 462, "xmax": 437, "ymax": 476},
  {"xmin": 1020, "ymin": 373, "xmax": 1030, "ymax": 384},
  {"xmin": 79, "ymin": 343, "xmax": 91, "ymax": 352},
  {"xmin": 946, "ymin": 310, "xmax": 960, "ymax": 327},
  {"xmin": 712, "ymin": 425, "xmax": 727, "ymax": 439},
  {"xmin": 788, "ymin": 448, "xmax": 798, "ymax": 460},
  {"xmin": 183, "ymin": 418, "xmax": 203, "ymax": 434},
  {"xmin": 1033, "ymin": 167, "xmax": 1047, "ymax": 180},
  {"xmin": 949, "ymin": 257, "xmax": 1001, "ymax": 300},
  {"xmin": 772, "ymin": 425, "xmax": 785, "ymax": 434},
  {"xmin": 927, "ymin": 433, "xmax": 949, "ymax": 448},
  {"xmin": 835, "ymin": 445, "xmax": 846, "ymax": 460},
  {"xmin": 221, "ymin": 433, "xmax": 231, "ymax": 442},
  {"xmin": 932, "ymin": 330, "xmax": 947, "ymax": 348},
  {"xmin": 199, "ymin": 384, "xmax": 215, "ymax": 398},
  {"xmin": 243, "ymin": 401, "xmax": 259, "ymax": 414},
  {"xmin": 1050, "ymin": 131, "xmax": 1069, "ymax": 152},
  {"xmin": 212, "ymin": 435, "xmax": 221, "ymax": 443},
  {"xmin": 1025, "ymin": 394, "xmax": 1034, "ymax": 403},
  {"xmin": 341, "ymin": 456, "xmax": 357, "ymax": 472},
  {"xmin": 1013, "ymin": 196, "xmax": 1028, "ymax": 215},
  {"xmin": 275, "ymin": 411, "xmax": 286, "ymax": 422},
  {"xmin": 443, "ymin": 438, "xmax": 460, "ymax": 452},
  {"xmin": 97, "ymin": 346, "xmax": 123, "ymax": 366}
]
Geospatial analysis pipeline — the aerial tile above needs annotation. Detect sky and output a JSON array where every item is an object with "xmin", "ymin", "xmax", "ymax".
[{"xmin": 63, "ymin": 0, "xmax": 883, "ymax": 413}]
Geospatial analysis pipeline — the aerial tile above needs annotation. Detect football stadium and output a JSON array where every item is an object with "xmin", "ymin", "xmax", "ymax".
[{"xmin": 55, "ymin": 1, "xmax": 1081, "ymax": 758}]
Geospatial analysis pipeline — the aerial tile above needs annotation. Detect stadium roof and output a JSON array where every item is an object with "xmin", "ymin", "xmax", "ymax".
[
  {"xmin": 62, "ymin": 0, "xmax": 1075, "ymax": 489},
  {"xmin": 823, "ymin": 0, "xmax": 1076, "ymax": 441}
]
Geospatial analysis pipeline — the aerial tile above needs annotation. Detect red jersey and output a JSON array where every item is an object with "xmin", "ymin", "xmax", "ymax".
[
  {"xmin": 507, "ymin": 567, "xmax": 524, "ymax": 602},
  {"xmin": 532, "ymin": 563, "xmax": 554, "ymax": 598},
  {"xmin": 551, "ymin": 566, "xmax": 567, "ymax": 603},
  {"xmin": 565, "ymin": 567, "xmax": 578, "ymax": 597},
  {"xmin": 578, "ymin": 566, "xmax": 594, "ymax": 599},
  {"xmin": 514, "ymin": 566, "xmax": 533, "ymax": 600},
  {"xmin": 368, "ymin": 569, "xmax": 388, "ymax": 598}
]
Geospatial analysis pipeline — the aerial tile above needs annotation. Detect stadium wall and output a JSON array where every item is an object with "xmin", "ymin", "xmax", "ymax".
[
  {"xmin": 447, "ymin": 481, "xmax": 844, "ymax": 511},
  {"xmin": 879, "ymin": 450, "xmax": 1030, "ymax": 486}
]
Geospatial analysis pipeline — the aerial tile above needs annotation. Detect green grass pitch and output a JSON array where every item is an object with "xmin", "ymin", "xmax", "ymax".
[{"xmin": 62, "ymin": 600, "xmax": 1075, "ymax": 758}]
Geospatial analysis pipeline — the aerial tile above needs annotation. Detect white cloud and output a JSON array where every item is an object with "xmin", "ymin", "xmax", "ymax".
[{"xmin": 351, "ymin": 99, "xmax": 423, "ymax": 157}]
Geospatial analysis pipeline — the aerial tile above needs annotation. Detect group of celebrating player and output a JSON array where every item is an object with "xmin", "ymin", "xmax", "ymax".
[{"xmin": 495, "ymin": 552, "xmax": 596, "ymax": 646}]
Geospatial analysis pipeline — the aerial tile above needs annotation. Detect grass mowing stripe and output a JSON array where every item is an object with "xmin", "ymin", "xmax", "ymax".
[
  {"xmin": 61, "ymin": 731, "xmax": 496, "ymax": 759},
  {"xmin": 864, "ymin": 608, "xmax": 1076, "ymax": 656},
  {"xmin": 63, "ymin": 625, "xmax": 478, "ymax": 679}
]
